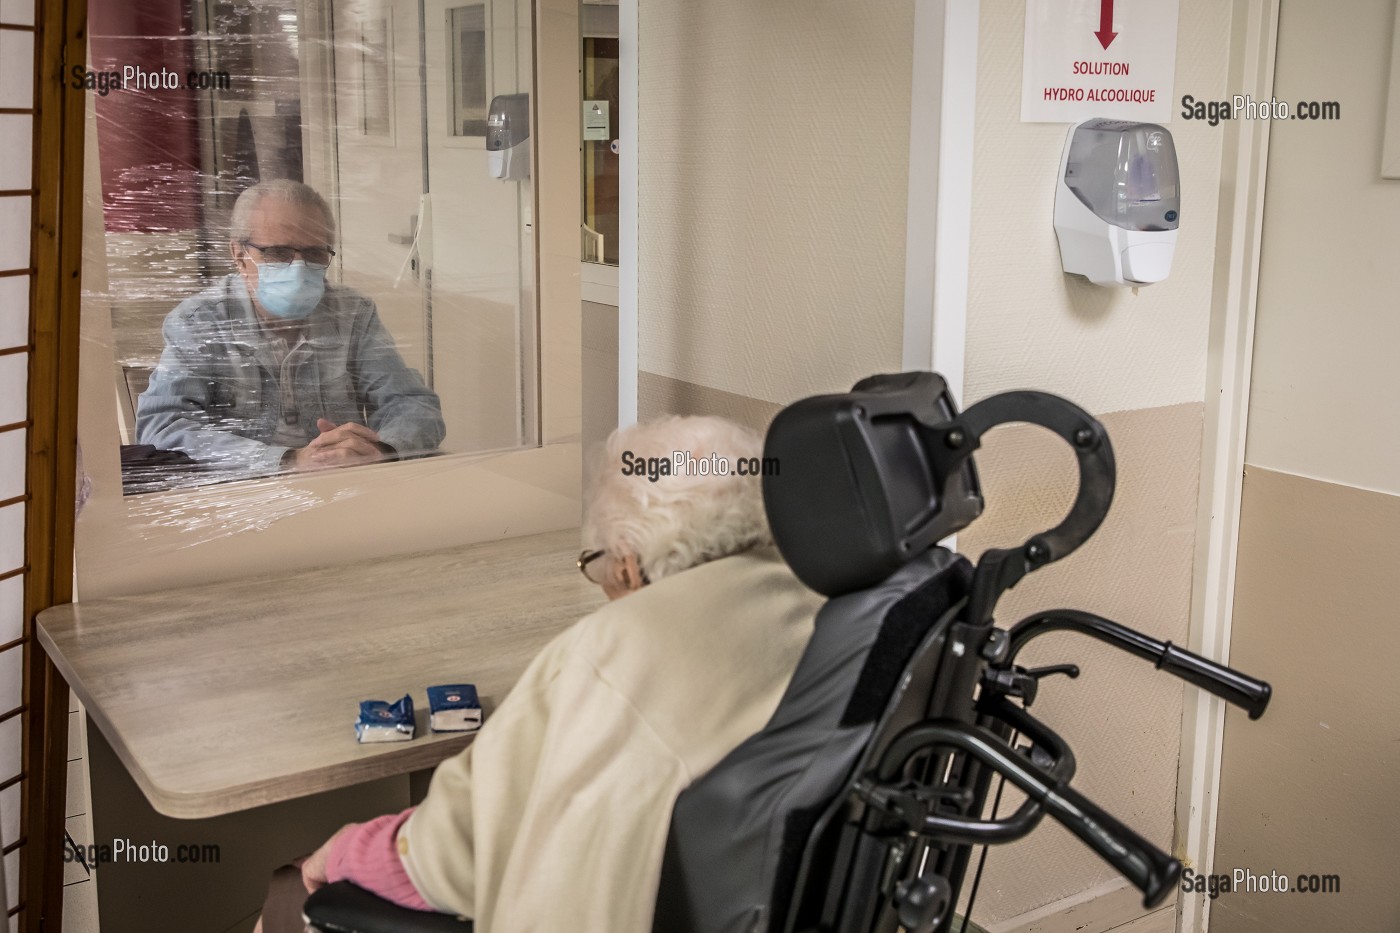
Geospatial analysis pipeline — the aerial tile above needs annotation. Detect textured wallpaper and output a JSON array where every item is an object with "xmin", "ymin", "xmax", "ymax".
[{"xmin": 958, "ymin": 403, "xmax": 1204, "ymax": 922}]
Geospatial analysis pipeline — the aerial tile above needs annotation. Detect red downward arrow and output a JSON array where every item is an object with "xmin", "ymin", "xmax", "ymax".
[{"xmin": 1095, "ymin": 0, "xmax": 1118, "ymax": 48}]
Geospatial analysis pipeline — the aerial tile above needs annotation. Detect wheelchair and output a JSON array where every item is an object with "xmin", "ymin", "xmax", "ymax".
[{"xmin": 304, "ymin": 371, "xmax": 1271, "ymax": 933}]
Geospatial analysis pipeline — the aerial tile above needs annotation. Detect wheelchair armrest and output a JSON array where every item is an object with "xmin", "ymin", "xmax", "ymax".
[{"xmin": 302, "ymin": 882, "xmax": 473, "ymax": 933}]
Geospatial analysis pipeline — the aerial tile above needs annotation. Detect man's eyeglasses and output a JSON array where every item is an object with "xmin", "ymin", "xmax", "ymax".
[{"xmin": 242, "ymin": 241, "xmax": 336, "ymax": 268}]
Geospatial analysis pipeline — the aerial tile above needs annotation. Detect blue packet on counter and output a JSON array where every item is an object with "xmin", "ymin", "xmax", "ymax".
[
  {"xmin": 427, "ymin": 685, "xmax": 482, "ymax": 733},
  {"xmin": 356, "ymin": 695, "xmax": 416, "ymax": 743}
]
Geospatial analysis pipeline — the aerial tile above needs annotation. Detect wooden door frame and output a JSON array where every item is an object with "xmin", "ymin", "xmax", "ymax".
[{"xmin": 24, "ymin": 0, "xmax": 86, "ymax": 928}]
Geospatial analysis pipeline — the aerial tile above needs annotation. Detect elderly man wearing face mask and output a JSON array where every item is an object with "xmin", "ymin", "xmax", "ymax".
[
  {"xmin": 253, "ymin": 415, "xmax": 824, "ymax": 933},
  {"xmin": 136, "ymin": 179, "xmax": 444, "ymax": 476}
]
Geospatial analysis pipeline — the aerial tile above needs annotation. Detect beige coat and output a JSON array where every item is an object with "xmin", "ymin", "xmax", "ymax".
[{"xmin": 399, "ymin": 546, "xmax": 823, "ymax": 932}]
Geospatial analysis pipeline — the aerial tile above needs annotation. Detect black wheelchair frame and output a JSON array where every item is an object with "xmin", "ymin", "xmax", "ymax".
[{"xmin": 764, "ymin": 374, "xmax": 1269, "ymax": 933}]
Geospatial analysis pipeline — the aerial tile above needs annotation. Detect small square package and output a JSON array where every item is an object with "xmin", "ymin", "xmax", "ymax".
[
  {"xmin": 427, "ymin": 684, "xmax": 483, "ymax": 733},
  {"xmin": 355, "ymin": 695, "xmax": 416, "ymax": 743}
]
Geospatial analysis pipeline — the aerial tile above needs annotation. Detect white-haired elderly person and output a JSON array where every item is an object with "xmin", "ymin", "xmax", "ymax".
[
  {"xmin": 136, "ymin": 179, "xmax": 444, "ymax": 477},
  {"xmin": 255, "ymin": 415, "xmax": 823, "ymax": 933}
]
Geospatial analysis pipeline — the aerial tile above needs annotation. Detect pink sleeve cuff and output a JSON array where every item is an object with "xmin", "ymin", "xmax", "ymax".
[{"xmin": 325, "ymin": 807, "xmax": 434, "ymax": 912}]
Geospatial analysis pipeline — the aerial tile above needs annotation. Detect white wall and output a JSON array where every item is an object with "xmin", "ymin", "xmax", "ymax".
[{"xmin": 1242, "ymin": 0, "xmax": 1400, "ymax": 496}]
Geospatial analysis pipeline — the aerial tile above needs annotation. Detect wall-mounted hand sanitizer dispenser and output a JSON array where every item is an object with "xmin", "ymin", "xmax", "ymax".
[
  {"xmin": 1054, "ymin": 118, "xmax": 1180, "ymax": 287},
  {"xmin": 487, "ymin": 93, "xmax": 530, "ymax": 181}
]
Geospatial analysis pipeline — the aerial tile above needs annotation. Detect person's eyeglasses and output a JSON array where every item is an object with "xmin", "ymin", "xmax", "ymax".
[
  {"xmin": 577, "ymin": 549, "xmax": 649, "ymax": 587},
  {"xmin": 577, "ymin": 549, "xmax": 607, "ymax": 585},
  {"xmin": 243, "ymin": 241, "xmax": 336, "ymax": 268}
]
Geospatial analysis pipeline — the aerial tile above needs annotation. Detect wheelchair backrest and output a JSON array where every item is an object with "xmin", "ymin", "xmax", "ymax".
[
  {"xmin": 652, "ymin": 373, "xmax": 982, "ymax": 933},
  {"xmin": 653, "ymin": 371, "xmax": 1122, "ymax": 933},
  {"xmin": 651, "ymin": 548, "xmax": 972, "ymax": 933}
]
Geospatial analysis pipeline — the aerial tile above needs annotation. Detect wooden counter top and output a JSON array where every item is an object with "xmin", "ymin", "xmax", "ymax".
[{"xmin": 38, "ymin": 528, "xmax": 603, "ymax": 819}]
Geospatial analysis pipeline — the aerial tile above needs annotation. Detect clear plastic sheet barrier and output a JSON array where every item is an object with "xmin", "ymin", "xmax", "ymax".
[{"xmin": 80, "ymin": 0, "xmax": 540, "ymax": 509}]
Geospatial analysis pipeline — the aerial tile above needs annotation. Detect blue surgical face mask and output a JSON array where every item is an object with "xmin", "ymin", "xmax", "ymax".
[{"xmin": 254, "ymin": 260, "xmax": 326, "ymax": 320}]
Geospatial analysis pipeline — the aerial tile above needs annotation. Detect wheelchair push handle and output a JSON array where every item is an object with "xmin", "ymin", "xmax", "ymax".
[
  {"xmin": 1157, "ymin": 642, "xmax": 1271, "ymax": 720},
  {"xmin": 1040, "ymin": 780, "xmax": 1181, "ymax": 909},
  {"xmin": 1006, "ymin": 610, "xmax": 1273, "ymax": 720}
]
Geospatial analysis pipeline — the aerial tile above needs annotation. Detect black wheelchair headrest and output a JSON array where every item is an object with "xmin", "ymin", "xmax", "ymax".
[
  {"xmin": 762, "ymin": 372, "xmax": 983, "ymax": 597},
  {"xmin": 764, "ymin": 371, "xmax": 1117, "ymax": 601}
]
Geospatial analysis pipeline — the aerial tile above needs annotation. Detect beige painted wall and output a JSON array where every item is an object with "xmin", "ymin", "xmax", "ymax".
[
  {"xmin": 1213, "ymin": 469, "xmax": 1400, "ymax": 932},
  {"xmin": 957, "ymin": 404, "xmax": 1204, "ymax": 922},
  {"xmin": 638, "ymin": 0, "xmax": 915, "ymax": 404},
  {"xmin": 1214, "ymin": 1, "xmax": 1400, "ymax": 929},
  {"xmin": 637, "ymin": 0, "xmax": 1237, "ymax": 925},
  {"xmin": 582, "ymin": 298, "xmax": 619, "ymax": 485}
]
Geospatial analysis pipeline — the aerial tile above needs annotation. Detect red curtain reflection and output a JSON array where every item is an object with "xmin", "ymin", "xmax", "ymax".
[{"xmin": 88, "ymin": 0, "xmax": 200, "ymax": 233}]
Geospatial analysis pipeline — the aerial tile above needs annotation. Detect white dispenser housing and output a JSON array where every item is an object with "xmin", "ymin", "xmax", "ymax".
[
  {"xmin": 1054, "ymin": 119, "xmax": 1180, "ymax": 287},
  {"xmin": 487, "ymin": 93, "xmax": 531, "ymax": 181}
]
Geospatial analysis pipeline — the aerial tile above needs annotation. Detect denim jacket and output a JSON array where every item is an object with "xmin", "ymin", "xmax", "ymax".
[{"xmin": 136, "ymin": 274, "xmax": 445, "ymax": 476}]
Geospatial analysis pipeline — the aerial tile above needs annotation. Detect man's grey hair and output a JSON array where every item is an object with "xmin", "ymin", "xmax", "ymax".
[
  {"xmin": 582, "ymin": 416, "xmax": 774, "ymax": 583},
  {"xmin": 229, "ymin": 180, "xmax": 336, "ymax": 244}
]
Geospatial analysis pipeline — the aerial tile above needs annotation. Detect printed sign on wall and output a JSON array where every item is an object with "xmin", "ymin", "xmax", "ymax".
[
  {"xmin": 1021, "ymin": 0, "xmax": 1180, "ymax": 123},
  {"xmin": 584, "ymin": 101, "xmax": 611, "ymax": 141}
]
